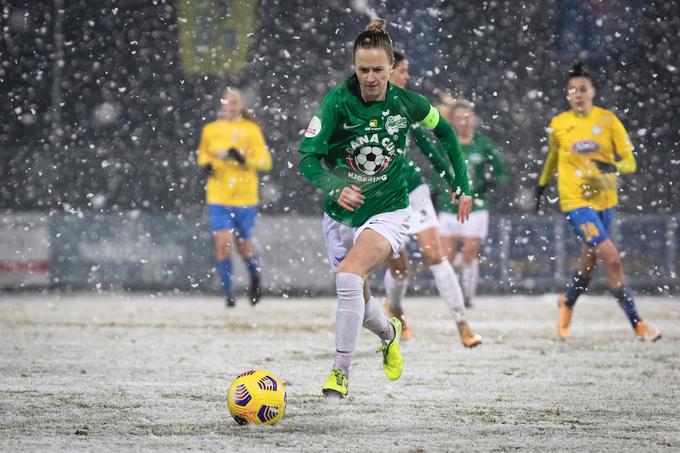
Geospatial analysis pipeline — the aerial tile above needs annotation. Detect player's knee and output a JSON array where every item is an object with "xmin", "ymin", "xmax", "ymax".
[
  {"xmin": 337, "ymin": 259, "xmax": 364, "ymax": 275},
  {"xmin": 462, "ymin": 249, "xmax": 477, "ymax": 263},
  {"xmin": 422, "ymin": 248, "xmax": 444, "ymax": 266},
  {"xmin": 214, "ymin": 237, "xmax": 234, "ymax": 258},
  {"xmin": 388, "ymin": 252, "xmax": 409, "ymax": 278},
  {"xmin": 605, "ymin": 253, "xmax": 622, "ymax": 268},
  {"xmin": 596, "ymin": 240, "xmax": 622, "ymax": 267}
]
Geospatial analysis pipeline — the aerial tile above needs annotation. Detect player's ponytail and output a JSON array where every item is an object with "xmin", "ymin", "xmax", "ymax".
[{"xmin": 353, "ymin": 18, "xmax": 394, "ymax": 66}]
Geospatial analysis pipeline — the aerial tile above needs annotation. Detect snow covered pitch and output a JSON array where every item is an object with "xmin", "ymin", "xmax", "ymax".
[{"xmin": 1, "ymin": 293, "xmax": 678, "ymax": 451}]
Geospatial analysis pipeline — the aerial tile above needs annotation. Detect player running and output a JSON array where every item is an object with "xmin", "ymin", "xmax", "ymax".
[
  {"xmin": 535, "ymin": 62, "xmax": 661, "ymax": 342},
  {"xmin": 197, "ymin": 88, "xmax": 272, "ymax": 307},
  {"xmin": 298, "ymin": 19, "xmax": 472, "ymax": 398},
  {"xmin": 432, "ymin": 99, "xmax": 507, "ymax": 308},
  {"xmin": 382, "ymin": 50, "xmax": 482, "ymax": 348}
]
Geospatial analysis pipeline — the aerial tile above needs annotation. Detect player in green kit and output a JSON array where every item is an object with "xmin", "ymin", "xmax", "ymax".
[
  {"xmin": 382, "ymin": 50, "xmax": 482, "ymax": 348},
  {"xmin": 433, "ymin": 99, "xmax": 507, "ymax": 308},
  {"xmin": 299, "ymin": 19, "xmax": 472, "ymax": 398}
]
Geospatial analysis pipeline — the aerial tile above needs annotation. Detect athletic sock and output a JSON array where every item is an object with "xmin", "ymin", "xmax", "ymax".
[
  {"xmin": 383, "ymin": 269, "xmax": 408, "ymax": 316},
  {"xmin": 216, "ymin": 259, "xmax": 234, "ymax": 300},
  {"xmin": 565, "ymin": 271, "xmax": 591, "ymax": 308},
  {"xmin": 462, "ymin": 259, "xmax": 479, "ymax": 302},
  {"xmin": 245, "ymin": 255, "xmax": 261, "ymax": 281},
  {"xmin": 610, "ymin": 284, "xmax": 641, "ymax": 328},
  {"xmin": 333, "ymin": 272, "xmax": 366, "ymax": 377},
  {"xmin": 429, "ymin": 259, "xmax": 465, "ymax": 322},
  {"xmin": 363, "ymin": 296, "xmax": 395, "ymax": 343}
]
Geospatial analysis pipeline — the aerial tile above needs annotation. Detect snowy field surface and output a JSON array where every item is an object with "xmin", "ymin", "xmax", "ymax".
[{"xmin": 1, "ymin": 292, "xmax": 679, "ymax": 452}]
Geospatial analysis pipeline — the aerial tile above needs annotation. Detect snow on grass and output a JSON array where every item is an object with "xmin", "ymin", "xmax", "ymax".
[{"xmin": 1, "ymin": 292, "xmax": 679, "ymax": 451}]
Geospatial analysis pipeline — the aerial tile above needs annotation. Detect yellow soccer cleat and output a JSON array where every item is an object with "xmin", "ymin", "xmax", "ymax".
[
  {"xmin": 557, "ymin": 294, "xmax": 573, "ymax": 340},
  {"xmin": 377, "ymin": 317, "xmax": 404, "ymax": 381},
  {"xmin": 457, "ymin": 321, "xmax": 482, "ymax": 348},
  {"xmin": 635, "ymin": 322, "xmax": 662, "ymax": 342},
  {"xmin": 321, "ymin": 368, "xmax": 349, "ymax": 398}
]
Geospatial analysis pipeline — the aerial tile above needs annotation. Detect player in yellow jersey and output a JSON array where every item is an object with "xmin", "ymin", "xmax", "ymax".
[
  {"xmin": 197, "ymin": 88, "xmax": 272, "ymax": 307},
  {"xmin": 535, "ymin": 63, "xmax": 660, "ymax": 342}
]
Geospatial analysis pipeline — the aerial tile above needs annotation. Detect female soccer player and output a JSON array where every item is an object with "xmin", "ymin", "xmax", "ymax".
[
  {"xmin": 299, "ymin": 19, "xmax": 472, "ymax": 398},
  {"xmin": 535, "ymin": 62, "xmax": 660, "ymax": 341},
  {"xmin": 382, "ymin": 51, "xmax": 481, "ymax": 348},
  {"xmin": 197, "ymin": 88, "xmax": 272, "ymax": 307},
  {"xmin": 433, "ymin": 99, "xmax": 506, "ymax": 308}
]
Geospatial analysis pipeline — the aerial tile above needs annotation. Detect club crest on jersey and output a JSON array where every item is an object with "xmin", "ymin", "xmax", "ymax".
[
  {"xmin": 572, "ymin": 140, "xmax": 600, "ymax": 154},
  {"xmin": 591, "ymin": 125, "xmax": 602, "ymax": 135},
  {"xmin": 346, "ymin": 134, "xmax": 395, "ymax": 176},
  {"xmin": 369, "ymin": 119, "xmax": 379, "ymax": 128},
  {"xmin": 385, "ymin": 115, "xmax": 407, "ymax": 135}
]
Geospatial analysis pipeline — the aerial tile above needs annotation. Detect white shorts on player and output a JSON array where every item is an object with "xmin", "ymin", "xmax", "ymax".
[
  {"xmin": 438, "ymin": 210, "xmax": 490, "ymax": 239},
  {"xmin": 323, "ymin": 207, "xmax": 411, "ymax": 272},
  {"xmin": 405, "ymin": 183, "xmax": 439, "ymax": 237}
]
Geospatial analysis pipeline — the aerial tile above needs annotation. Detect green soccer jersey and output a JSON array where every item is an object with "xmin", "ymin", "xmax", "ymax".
[
  {"xmin": 432, "ymin": 132, "xmax": 506, "ymax": 213},
  {"xmin": 299, "ymin": 75, "xmax": 469, "ymax": 227}
]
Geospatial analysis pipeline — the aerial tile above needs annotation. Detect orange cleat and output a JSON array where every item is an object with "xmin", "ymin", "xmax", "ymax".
[
  {"xmin": 457, "ymin": 321, "xmax": 482, "ymax": 348},
  {"xmin": 557, "ymin": 294, "xmax": 573, "ymax": 340},
  {"xmin": 635, "ymin": 322, "xmax": 662, "ymax": 342}
]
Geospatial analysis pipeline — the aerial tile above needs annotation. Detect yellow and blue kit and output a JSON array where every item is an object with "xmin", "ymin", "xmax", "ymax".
[
  {"xmin": 538, "ymin": 106, "xmax": 636, "ymax": 246},
  {"xmin": 197, "ymin": 117, "xmax": 272, "ymax": 207}
]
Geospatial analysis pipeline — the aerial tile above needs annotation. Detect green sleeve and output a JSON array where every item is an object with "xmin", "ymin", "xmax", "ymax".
[
  {"xmin": 431, "ymin": 116, "xmax": 470, "ymax": 195},
  {"xmin": 299, "ymin": 88, "xmax": 340, "ymax": 156},
  {"xmin": 298, "ymin": 154, "xmax": 345, "ymax": 201},
  {"xmin": 410, "ymin": 125, "xmax": 456, "ymax": 187},
  {"xmin": 429, "ymin": 165, "xmax": 454, "ymax": 212},
  {"xmin": 399, "ymin": 90, "xmax": 468, "ymax": 194}
]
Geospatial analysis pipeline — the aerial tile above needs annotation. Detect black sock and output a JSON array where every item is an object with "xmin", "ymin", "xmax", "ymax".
[
  {"xmin": 610, "ymin": 285, "xmax": 641, "ymax": 328},
  {"xmin": 565, "ymin": 271, "xmax": 591, "ymax": 308}
]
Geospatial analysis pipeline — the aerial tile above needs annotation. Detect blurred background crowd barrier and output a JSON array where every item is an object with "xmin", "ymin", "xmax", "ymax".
[
  {"xmin": 1, "ymin": 0, "xmax": 678, "ymax": 293},
  {"xmin": 2, "ymin": 211, "xmax": 677, "ymax": 294}
]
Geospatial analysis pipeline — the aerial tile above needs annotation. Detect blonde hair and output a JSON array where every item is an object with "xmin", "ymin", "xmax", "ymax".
[
  {"xmin": 221, "ymin": 88, "xmax": 258, "ymax": 124},
  {"xmin": 366, "ymin": 18, "xmax": 386, "ymax": 31},
  {"xmin": 353, "ymin": 18, "xmax": 394, "ymax": 65},
  {"xmin": 451, "ymin": 99, "xmax": 475, "ymax": 113}
]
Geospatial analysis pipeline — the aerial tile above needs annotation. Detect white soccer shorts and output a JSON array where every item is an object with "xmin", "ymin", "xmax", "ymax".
[
  {"xmin": 438, "ymin": 210, "xmax": 490, "ymax": 239},
  {"xmin": 323, "ymin": 207, "xmax": 411, "ymax": 272}
]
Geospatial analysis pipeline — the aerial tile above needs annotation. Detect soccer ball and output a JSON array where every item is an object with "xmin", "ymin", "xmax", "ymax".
[
  {"xmin": 226, "ymin": 370, "xmax": 286, "ymax": 425},
  {"xmin": 355, "ymin": 146, "xmax": 386, "ymax": 175}
]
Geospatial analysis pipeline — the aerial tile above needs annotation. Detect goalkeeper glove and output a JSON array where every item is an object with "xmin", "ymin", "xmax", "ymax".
[
  {"xmin": 200, "ymin": 164, "xmax": 214, "ymax": 179},
  {"xmin": 592, "ymin": 160, "xmax": 617, "ymax": 174},
  {"xmin": 227, "ymin": 148, "xmax": 246, "ymax": 165},
  {"xmin": 593, "ymin": 159, "xmax": 619, "ymax": 175}
]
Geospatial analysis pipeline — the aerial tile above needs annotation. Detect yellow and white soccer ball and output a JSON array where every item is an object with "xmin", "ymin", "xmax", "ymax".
[{"xmin": 226, "ymin": 370, "xmax": 286, "ymax": 425}]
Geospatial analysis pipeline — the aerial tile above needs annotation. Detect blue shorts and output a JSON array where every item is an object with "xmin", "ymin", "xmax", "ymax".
[
  {"xmin": 565, "ymin": 207, "xmax": 616, "ymax": 247},
  {"xmin": 208, "ymin": 204, "xmax": 258, "ymax": 238}
]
